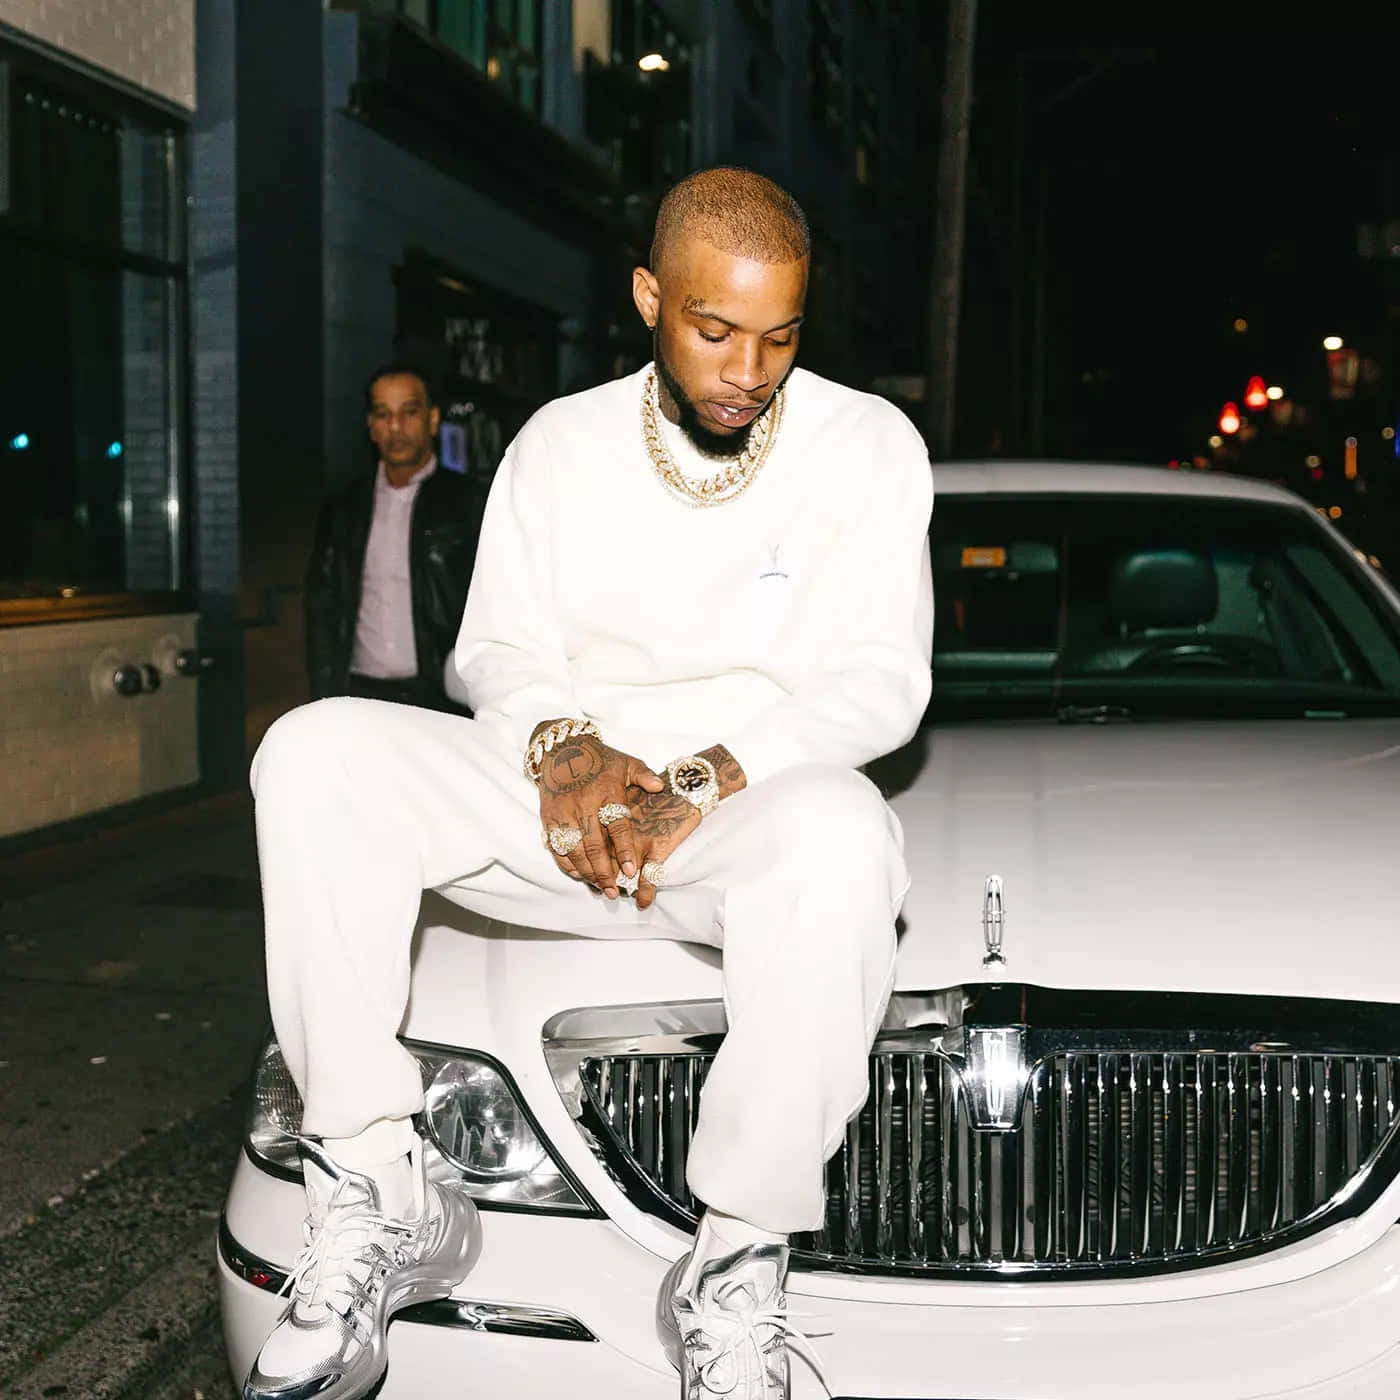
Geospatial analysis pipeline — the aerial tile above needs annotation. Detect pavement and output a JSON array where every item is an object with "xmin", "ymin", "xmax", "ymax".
[{"xmin": 0, "ymin": 790, "xmax": 267, "ymax": 1400}]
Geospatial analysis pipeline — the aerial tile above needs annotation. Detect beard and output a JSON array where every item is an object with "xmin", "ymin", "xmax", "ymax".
[{"xmin": 653, "ymin": 331, "xmax": 777, "ymax": 459}]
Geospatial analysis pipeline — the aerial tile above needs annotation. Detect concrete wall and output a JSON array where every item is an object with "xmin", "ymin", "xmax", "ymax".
[
  {"xmin": 0, "ymin": 613, "xmax": 200, "ymax": 838},
  {"xmin": 0, "ymin": 0, "xmax": 195, "ymax": 108}
]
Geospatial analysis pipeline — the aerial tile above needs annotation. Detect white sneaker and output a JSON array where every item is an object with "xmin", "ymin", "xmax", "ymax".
[
  {"xmin": 243, "ymin": 1137, "xmax": 477, "ymax": 1400},
  {"xmin": 656, "ymin": 1240, "xmax": 827, "ymax": 1399}
]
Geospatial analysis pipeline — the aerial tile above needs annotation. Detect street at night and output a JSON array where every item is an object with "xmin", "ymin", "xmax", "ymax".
[{"xmin": 4, "ymin": 4, "xmax": 1400, "ymax": 1400}]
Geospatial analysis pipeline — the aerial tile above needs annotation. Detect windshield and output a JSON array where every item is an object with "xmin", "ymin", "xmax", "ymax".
[{"xmin": 930, "ymin": 493, "xmax": 1400, "ymax": 720}]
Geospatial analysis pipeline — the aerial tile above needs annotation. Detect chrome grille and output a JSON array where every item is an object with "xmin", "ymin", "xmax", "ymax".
[{"xmin": 576, "ymin": 1046, "xmax": 1400, "ymax": 1276}]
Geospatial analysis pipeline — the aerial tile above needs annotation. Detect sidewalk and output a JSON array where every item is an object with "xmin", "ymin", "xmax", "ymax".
[{"xmin": 0, "ymin": 789, "xmax": 267, "ymax": 1399}]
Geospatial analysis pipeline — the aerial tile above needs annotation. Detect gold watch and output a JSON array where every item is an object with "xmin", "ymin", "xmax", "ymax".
[{"xmin": 666, "ymin": 755, "xmax": 720, "ymax": 816}]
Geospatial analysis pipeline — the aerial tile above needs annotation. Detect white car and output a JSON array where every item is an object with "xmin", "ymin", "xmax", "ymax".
[{"xmin": 220, "ymin": 462, "xmax": 1400, "ymax": 1399}]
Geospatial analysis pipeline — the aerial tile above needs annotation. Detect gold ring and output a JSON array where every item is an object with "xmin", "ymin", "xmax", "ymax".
[
  {"xmin": 641, "ymin": 860, "xmax": 667, "ymax": 888},
  {"xmin": 547, "ymin": 826, "xmax": 583, "ymax": 856},
  {"xmin": 597, "ymin": 803, "xmax": 630, "ymax": 827}
]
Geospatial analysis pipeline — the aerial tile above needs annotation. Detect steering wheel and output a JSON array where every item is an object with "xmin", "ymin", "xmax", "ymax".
[{"xmin": 1125, "ymin": 636, "xmax": 1281, "ymax": 677}]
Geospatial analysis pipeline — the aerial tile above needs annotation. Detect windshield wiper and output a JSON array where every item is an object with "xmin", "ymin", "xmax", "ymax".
[{"xmin": 1055, "ymin": 703, "xmax": 1134, "ymax": 725}]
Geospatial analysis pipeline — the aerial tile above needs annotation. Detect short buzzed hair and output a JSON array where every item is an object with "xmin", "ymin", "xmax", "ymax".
[
  {"xmin": 364, "ymin": 361, "xmax": 437, "ymax": 412},
  {"xmin": 650, "ymin": 167, "xmax": 810, "ymax": 278}
]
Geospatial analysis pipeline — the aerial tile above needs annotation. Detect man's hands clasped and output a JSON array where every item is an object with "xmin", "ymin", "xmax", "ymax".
[
  {"xmin": 533, "ymin": 722, "xmax": 747, "ymax": 909},
  {"xmin": 534, "ymin": 725, "xmax": 665, "ymax": 898}
]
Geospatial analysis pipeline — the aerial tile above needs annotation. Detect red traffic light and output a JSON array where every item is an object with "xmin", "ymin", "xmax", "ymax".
[
  {"xmin": 1219, "ymin": 402, "xmax": 1242, "ymax": 435},
  {"xmin": 1244, "ymin": 376, "xmax": 1269, "ymax": 411}
]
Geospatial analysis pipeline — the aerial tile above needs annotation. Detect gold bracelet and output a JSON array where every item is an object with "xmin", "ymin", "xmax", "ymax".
[{"xmin": 523, "ymin": 718, "xmax": 601, "ymax": 784}]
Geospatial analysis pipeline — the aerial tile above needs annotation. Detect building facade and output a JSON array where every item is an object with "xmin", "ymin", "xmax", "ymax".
[
  {"xmin": 0, "ymin": 0, "xmax": 927, "ymax": 842},
  {"xmin": 0, "ymin": 1, "xmax": 207, "ymax": 839}
]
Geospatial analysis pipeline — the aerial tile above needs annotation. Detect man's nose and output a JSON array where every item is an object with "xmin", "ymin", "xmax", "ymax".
[{"xmin": 721, "ymin": 342, "xmax": 768, "ymax": 394}]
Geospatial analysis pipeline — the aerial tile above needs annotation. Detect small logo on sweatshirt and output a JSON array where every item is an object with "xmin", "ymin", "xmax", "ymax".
[{"xmin": 758, "ymin": 544, "xmax": 789, "ymax": 580}]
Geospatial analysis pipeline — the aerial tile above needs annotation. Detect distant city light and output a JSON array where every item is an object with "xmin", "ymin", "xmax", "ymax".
[
  {"xmin": 1208, "ymin": 434, "xmax": 1224, "ymax": 448},
  {"xmin": 1345, "ymin": 435, "xmax": 1359, "ymax": 480},
  {"xmin": 1266, "ymin": 385, "xmax": 1285, "ymax": 401},
  {"xmin": 1218, "ymin": 402, "xmax": 1242, "ymax": 435},
  {"xmin": 1370, "ymin": 555, "xmax": 1384, "ymax": 570},
  {"xmin": 1323, "ymin": 335, "xmax": 1344, "ymax": 351},
  {"xmin": 106, "ymin": 440, "xmax": 123, "ymax": 459},
  {"xmin": 638, "ymin": 52, "xmax": 670, "ymax": 71},
  {"xmin": 8, "ymin": 432, "xmax": 30, "ymax": 451},
  {"xmin": 486, "ymin": 55, "xmax": 501, "ymax": 79},
  {"xmin": 1328, "ymin": 505, "xmax": 1343, "ymax": 519},
  {"xmin": 1383, "ymin": 426, "xmax": 1396, "ymax": 441},
  {"xmin": 1244, "ymin": 376, "xmax": 1269, "ymax": 410},
  {"xmin": 1305, "ymin": 454, "xmax": 1322, "ymax": 468},
  {"xmin": 1233, "ymin": 317, "xmax": 1249, "ymax": 333}
]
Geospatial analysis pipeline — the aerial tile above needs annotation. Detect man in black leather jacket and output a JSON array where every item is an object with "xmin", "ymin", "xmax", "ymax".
[{"xmin": 304, "ymin": 363, "xmax": 485, "ymax": 711}]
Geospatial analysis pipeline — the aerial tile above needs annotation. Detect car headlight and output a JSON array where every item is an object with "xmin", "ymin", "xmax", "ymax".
[{"xmin": 246, "ymin": 1036, "xmax": 597, "ymax": 1214}]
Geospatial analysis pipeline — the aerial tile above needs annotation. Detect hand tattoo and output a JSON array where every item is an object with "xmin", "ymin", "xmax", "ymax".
[
  {"xmin": 540, "ymin": 740, "xmax": 603, "ymax": 795},
  {"xmin": 632, "ymin": 790, "xmax": 699, "ymax": 841}
]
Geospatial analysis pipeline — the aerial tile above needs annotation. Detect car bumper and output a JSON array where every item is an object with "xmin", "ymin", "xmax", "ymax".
[{"xmin": 220, "ymin": 1150, "xmax": 1400, "ymax": 1400}]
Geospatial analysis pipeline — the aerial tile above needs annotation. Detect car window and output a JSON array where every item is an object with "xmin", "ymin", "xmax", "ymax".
[{"xmin": 931, "ymin": 493, "xmax": 1400, "ymax": 719}]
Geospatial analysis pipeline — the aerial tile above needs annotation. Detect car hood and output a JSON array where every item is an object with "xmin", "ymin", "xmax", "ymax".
[
  {"xmin": 885, "ymin": 717, "xmax": 1400, "ymax": 1003},
  {"xmin": 404, "ymin": 717, "xmax": 1400, "ymax": 1062}
]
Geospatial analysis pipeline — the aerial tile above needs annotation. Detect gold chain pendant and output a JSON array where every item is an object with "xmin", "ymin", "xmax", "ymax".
[{"xmin": 639, "ymin": 368, "xmax": 785, "ymax": 508}]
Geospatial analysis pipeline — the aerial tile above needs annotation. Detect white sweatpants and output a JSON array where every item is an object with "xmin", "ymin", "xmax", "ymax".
[{"xmin": 250, "ymin": 697, "xmax": 909, "ymax": 1234}]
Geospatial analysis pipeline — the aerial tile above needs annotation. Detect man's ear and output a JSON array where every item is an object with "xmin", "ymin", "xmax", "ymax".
[
  {"xmin": 632, "ymin": 266, "xmax": 661, "ymax": 330},
  {"xmin": 428, "ymin": 404, "xmax": 442, "ymax": 437}
]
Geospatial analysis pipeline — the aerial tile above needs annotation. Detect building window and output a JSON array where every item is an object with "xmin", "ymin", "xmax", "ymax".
[
  {"xmin": 367, "ymin": 0, "xmax": 543, "ymax": 113},
  {"xmin": 582, "ymin": 0, "xmax": 690, "ymax": 190},
  {"xmin": 0, "ymin": 46, "xmax": 188, "ymax": 615},
  {"xmin": 395, "ymin": 249, "xmax": 560, "ymax": 487}
]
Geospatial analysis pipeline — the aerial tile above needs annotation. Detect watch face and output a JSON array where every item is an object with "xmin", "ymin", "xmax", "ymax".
[{"xmin": 673, "ymin": 760, "xmax": 708, "ymax": 793}]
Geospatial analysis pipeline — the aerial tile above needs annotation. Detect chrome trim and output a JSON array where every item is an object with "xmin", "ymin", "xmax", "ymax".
[
  {"xmin": 217, "ymin": 1219, "xmax": 597, "ymax": 1342},
  {"xmin": 982, "ymin": 875, "xmax": 1005, "ymax": 965},
  {"xmin": 544, "ymin": 986, "xmax": 1400, "ymax": 1280}
]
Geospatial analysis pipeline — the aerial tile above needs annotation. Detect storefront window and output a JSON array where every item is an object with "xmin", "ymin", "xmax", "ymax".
[
  {"xmin": 0, "ymin": 48, "xmax": 187, "ymax": 612},
  {"xmin": 395, "ymin": 249, "xmax": 559, "ymax": 487}
]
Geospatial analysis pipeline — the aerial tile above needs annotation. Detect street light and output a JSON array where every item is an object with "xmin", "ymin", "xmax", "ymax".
[
  {"xmin": 1219, "ymin": 402, "xmax": 1242, "ymax": 435},
  {"xmin": 1323, "ymin": 335, "xmax": 1344, "ymax": 351},
  {"xmin": 1244, "ymin": 376, "xmax": 1269, "ymax": 410},
  {"xmin": 1266, "ymin": 385, "xmax": 1285, "ymax": 401},
  {"xmin": 637, "ymin": 52, "xmax": 670, "ymax": 71}
]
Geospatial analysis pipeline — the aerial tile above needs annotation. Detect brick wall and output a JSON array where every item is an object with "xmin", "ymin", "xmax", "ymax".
[
  {"xmin": 0, "ymin": 613, "xmax": 200, "ymax": 838},
  {"xmin": 0, "ymin": 0, "xmax": 195, "ymax": 109}
]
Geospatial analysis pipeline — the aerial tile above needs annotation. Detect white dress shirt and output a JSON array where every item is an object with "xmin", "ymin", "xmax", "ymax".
[{"xmin": 350, "ymin": 456, "xmax": 436, "ymax": 680}]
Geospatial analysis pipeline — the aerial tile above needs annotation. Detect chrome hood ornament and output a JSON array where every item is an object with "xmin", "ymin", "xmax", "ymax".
[{"xmin": 982, "ymin": 874, "xmax": 1005, "ymax": 966}]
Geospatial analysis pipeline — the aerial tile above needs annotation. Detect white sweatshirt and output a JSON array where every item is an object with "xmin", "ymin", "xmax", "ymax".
[{"xmin": 454, "ymin": 364, "xmax": 934, "ymax": 785}]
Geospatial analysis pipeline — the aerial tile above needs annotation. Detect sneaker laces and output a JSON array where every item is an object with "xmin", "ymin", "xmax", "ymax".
[
  {"xmin": 280, "ymin": 1178, "xmax": 416, "ymax": 1330},
  {"xmin": 688, "ymin": 1277, "xmax": 830, "ymax": 1398}
]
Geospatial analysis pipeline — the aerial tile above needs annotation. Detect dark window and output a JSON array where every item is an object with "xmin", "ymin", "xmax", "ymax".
[
  {"xmin": 0, "ymin": 46, "xmax": 187, "ymax": 609},
  {"xmin": 367, "ymin": 0, "xmax": 544, "ymax": 113}
]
